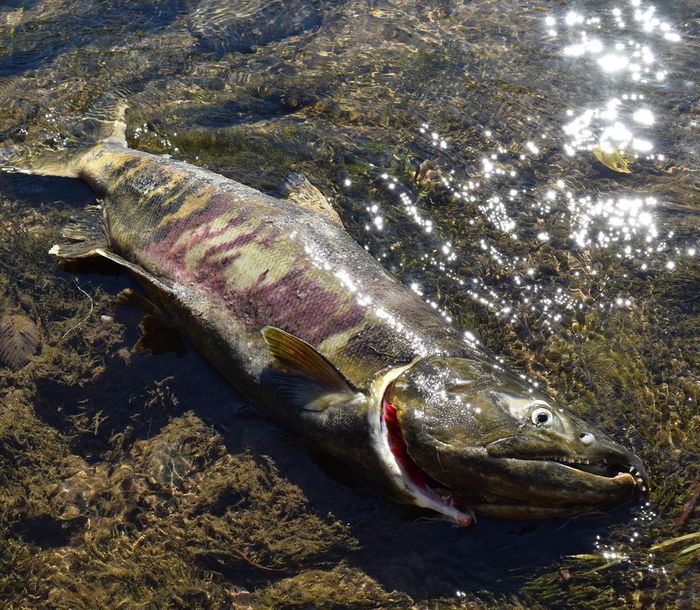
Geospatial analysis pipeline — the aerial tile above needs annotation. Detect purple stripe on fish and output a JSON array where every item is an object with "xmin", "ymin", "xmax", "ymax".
[
  {"xmin": 227, "ymin": 265, "xmax": 366, "ymax": 345},
  {"xmin": 141, "ymin": 191, "xmax": 366, "ymax": 344},
  {"xmin": 145, "ymin": 194, "xmax": 252, "ymax": 274}
]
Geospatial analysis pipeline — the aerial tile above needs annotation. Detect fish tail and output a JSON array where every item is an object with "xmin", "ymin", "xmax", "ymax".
[{"xmin": 0, "ymin": 90, "xmax": 129, "ymax": 178}]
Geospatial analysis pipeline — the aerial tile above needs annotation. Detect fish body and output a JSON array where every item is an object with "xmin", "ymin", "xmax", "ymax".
[
  {"xmin": 7, "ymin": 99, "xmax": 647, "ymax": 525},
  {"xmin": 80, "ymin": 143, "xmax": 467, "ymax": 391}
]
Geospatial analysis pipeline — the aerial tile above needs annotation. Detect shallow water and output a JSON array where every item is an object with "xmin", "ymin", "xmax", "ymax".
[{"xmin": 0, "ymin": 0, "xmax": 698, "ymax": 608}]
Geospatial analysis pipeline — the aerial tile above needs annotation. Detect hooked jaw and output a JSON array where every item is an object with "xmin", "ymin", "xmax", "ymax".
[
  {"xmin": 372, "ymin": 383, "xmax": 648, "ymax": 524},
  {"xmin": 563, "ymin": 429, "xmax": 647, "ymax": 492},
  {"xmin": 369, "ymin": 355, "xmax": 648, "ymax": 523},
  {"xmin": 459, "ymin": 429, "xmax": 649, "ymax": 517},
  {"xmin": 372, "ymin": 389, "xmax": 647, "ymax": 523},
  {"xmin": 532, "ymin": 452, "xmax": 647, "ymax": 491}
]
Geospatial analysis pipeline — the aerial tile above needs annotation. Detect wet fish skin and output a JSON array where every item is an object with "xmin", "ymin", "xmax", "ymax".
[
  {"xmin": 3, "ymin": 100, "xmax": 647, "ymax": 525},
  {"xmin": 78, "ymin": 143, "xmax": 467, "ymax": 382}
]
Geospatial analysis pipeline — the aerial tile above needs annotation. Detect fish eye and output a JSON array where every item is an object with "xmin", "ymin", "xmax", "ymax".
[{"xmin": 531, "ymin": 407, "xmax": 553, "ymax": 426}]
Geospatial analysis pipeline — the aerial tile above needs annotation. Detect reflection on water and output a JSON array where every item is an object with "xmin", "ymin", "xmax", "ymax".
[
  {"xmin": 0, "ymin": 0, "xmax": 698, "ymax": 607},
  {"xmin": 351, "ymin": 0, "xmax": 698, "ymax": 346}
]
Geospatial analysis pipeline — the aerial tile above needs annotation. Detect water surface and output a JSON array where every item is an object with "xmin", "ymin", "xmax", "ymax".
[{"xmin": 0, "ymin": 0, "xmax": 698, "ymax": 607}]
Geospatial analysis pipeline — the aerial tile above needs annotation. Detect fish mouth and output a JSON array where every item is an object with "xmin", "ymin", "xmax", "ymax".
[
  {"xmin": 380, "ymin": 383, "xmax": 474, "ymax": 527},
  {"xmin": 467, "ymin": 439, "xmax": 648, "ymax": 516},
  {"xmin": 539, "ymin": 454, "xmax": 647, "ymax": 489},
  {"xmin": 462, "ymin": 455, "xmax": 645, "ymax": 519},
  {"xmin": 485, "ymin": 432, "xmax": 648, "ymax": 490}
]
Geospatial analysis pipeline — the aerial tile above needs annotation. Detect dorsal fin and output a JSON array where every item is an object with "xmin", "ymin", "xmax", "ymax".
[{"xmin": 282, "ymin": 173, "xmax": 343, "ymax": 226}]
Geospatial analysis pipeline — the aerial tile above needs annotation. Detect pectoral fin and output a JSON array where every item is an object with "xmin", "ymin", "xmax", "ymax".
[
  {"xmin": 261, "ymin": 326, "xmax": 360, "ymax": 411},
  {"xmin": 51, "ymin": 217, "xmax": 180, "ymax": 331}
]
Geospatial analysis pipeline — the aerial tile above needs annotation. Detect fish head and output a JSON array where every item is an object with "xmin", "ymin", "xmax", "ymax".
[{"xmin": 377, "ymin": 356, "xmax": 648, "ymax": 524}]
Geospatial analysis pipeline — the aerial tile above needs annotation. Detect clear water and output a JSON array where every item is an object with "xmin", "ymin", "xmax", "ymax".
[{"xmin": 0, "ymin": 1, "xmax": 697, "ymax": 607}]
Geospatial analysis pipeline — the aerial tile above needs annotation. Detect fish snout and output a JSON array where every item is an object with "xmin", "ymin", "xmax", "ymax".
[{"xmin": 576, "ymin": 427, "xmax": 649, "ymax": 494}]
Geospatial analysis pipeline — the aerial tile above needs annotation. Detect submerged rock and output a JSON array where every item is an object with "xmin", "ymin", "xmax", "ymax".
[{"xmin": 0, "ymin": 314, "xmax": 40, "ymax": 370}]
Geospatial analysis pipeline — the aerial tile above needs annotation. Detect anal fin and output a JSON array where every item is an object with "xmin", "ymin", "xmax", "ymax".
[
  {"xmin": 117, "ymin": 288, "xmax": 186, "ymax": 357},
  {"xmin": 92, "ymin": 248, "xmax": 178, "ymax": 300},
  {"xmin": 53, "ymin": 236, "xmax": 186, "ymax": 357},
  {"xmin": 135, "ymin": 313, "xmax": 186, "ymax": 357}
]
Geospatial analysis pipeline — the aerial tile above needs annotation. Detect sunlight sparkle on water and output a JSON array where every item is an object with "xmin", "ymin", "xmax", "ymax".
[
  {"xmin": 632, "ymin": 108, "xmax": 655, "ymax": 125},
  {"xmin": 357, "ymin": 38, "xmax": 691, "ymax": 344},
  {"xmin": 566, "ymin": 194, "xmax": 659, "ymax": 248},
  {"xmin": 563, "ymin": 98, "xmax": 657, "ymax": 158},
  {"xmin": 549, "ymin": 1, "xmax": 680, "ymax": 89}
]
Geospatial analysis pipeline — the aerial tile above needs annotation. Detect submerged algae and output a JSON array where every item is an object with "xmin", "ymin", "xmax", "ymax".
[{"xmin": 4, "ymin": 414, "xmax": 355, "ymax": 609}]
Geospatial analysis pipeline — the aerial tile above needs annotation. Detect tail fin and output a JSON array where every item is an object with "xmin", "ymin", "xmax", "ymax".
[{"xmin": 0, "ymin": 90, "xmax": 128, "ymax": 178}]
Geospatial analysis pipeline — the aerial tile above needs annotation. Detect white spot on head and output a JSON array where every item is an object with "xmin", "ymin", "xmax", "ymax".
[{"xmin": 580, "ymin": 432, "xmax": 595, "ymax": 446}]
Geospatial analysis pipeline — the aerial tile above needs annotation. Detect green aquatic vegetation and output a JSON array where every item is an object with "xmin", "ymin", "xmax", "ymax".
[
  {"xmin": 0, "ymin": 207, "xmax": 364, "ymax": 608},
  {"xmin": 252, "ymin": 562, "xmax": 410, "ymax": 609},
  {"xmin": 0, "ymin": 203, "xmax": 123, "ymax": 391},
  {"xmin": 649, "ymin": 531, "xmax": 700, "ymax": 574},
  {"xmin": 0, "ymin": 408, "xmax": 358, "ymax": 608}
]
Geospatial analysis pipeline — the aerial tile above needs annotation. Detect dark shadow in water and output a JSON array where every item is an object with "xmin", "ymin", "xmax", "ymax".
[
  {"xmin": 179, "ymin": 95, "xmax": 319, "ymax": 129},
  {"xmin": 188, "ymin": 0, "xmax": 324, "ymax": 55},
  {"xmin": 0, "ymin": 0, "xmax": 185, "ymax": 78},
  {"xmin": 0, "ymin": 0, "xmax": 334, "ymax": 78},
  {"xmin": 13, "ymin": 514, "xmax": 80, "ymax": 549},
  {"xmin": 0, "ymin": 172, "xmax": 96, "ymax": 207}
]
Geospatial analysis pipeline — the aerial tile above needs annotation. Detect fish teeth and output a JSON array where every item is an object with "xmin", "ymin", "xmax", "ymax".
[
  {"xmin": 629, "ymin": 467, "xmax": 647, "ymax": 491},
  {"xmin": 561, "ymin": 456, "xmax": 592, "ymax": 465}
]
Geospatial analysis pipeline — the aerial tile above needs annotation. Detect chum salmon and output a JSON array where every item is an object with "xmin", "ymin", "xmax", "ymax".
[{"xmin": 2, "ymin": 95, "xmax": 648, "ymax": 526}]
